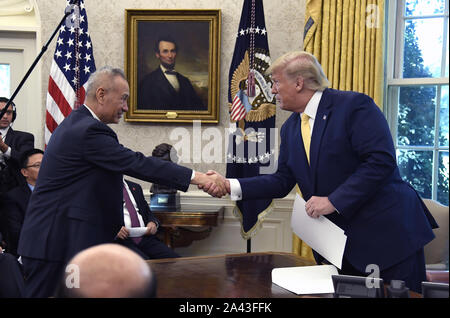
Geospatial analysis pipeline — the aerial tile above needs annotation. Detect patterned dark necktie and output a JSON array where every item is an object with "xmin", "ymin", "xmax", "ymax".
[{"xmin": 123, "ymin": 186, "xmax": 142, "ymax": 244}]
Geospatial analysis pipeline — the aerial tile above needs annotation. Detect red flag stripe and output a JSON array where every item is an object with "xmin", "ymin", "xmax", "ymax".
[
  {"xmin": 231, "ymin": 107, "xmax": 246, "ymax": 121},
  {"xmin": 45, "ymin": 110, "xmax": 58, "ymax": 133},
  {"xmin": 48, "ymin": 76, "xmax": 73, "ymax": 118}
]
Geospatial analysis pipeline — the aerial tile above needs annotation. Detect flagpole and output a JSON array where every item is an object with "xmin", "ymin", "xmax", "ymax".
[{"xmin": 0, "ymin": 10, "xmax": 72, "ymax": 119}]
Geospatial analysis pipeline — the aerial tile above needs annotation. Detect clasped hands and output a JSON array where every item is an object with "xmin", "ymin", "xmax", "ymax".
[
  {"xmin": 192, "ymin": 170, "xmax": 230, "ymax": 198},
  {"xmin": 193, "ymin": 171, "xmax": 336, "ymax": 219}
]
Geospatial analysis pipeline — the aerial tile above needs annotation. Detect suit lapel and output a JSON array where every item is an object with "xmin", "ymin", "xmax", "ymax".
[
  {"xmin": 4, "ymin": 127, "xmax": 15, "ymax": 145},
  {"xmin": 309, "ymin": 89, "xmax": 333, "ymax": 187},
  {"xmin": 156, "ymin": 68, "xmax": 178, "ymax": 96},
  {"xmin": 21, "ymin": 184, "xmax": 32, "ymax": 215}
]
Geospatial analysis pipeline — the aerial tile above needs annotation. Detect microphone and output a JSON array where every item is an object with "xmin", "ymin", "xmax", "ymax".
[{"xmin": 0, "ymin": 3, "xmax": 79, "ymax": 120}]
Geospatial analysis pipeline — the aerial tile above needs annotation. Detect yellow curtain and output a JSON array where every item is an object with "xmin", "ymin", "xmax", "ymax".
[
  {"xmin": 293, "ymin": 0, "xmax": 385, "ymax": 261},
  {"xmin": 303, "ymin": 0, "xmax": 385, "ymax": 107}
]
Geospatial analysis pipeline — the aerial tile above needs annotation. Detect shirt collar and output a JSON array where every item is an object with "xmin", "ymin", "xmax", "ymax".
[
  {"xmin": 0, "ymin": 126, "xmax": 10, "ymax": 137},
  {"xmin": 160, "ymin": 64, "xmax": 176, "ymax": 74},
  {"xmin": 83, "ymin": 104, "xmax": 100, "ymax": 121},
  {"xmin": 302, "ymin": 90, "xmax": 323, "ymax": 120}
]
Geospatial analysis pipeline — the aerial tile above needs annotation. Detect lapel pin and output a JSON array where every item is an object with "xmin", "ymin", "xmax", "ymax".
[{"xmin": 323, "ymin": 115, "xmax": 327, "ymax": 120}]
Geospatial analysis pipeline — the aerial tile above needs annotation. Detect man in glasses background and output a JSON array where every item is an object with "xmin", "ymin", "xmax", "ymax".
[{"xmin": 0, "ymin": 148, "xmax": 43, "ymax": 257}]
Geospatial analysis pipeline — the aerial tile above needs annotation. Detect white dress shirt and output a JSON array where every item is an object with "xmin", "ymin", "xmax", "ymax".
[{"xmin": 160, "ymin": 65, "xmax": 180, "ymax": 92}]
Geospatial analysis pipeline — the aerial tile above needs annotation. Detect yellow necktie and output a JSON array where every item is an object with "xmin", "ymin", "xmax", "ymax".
[{"xmin": 301, "ymin": 113, "xmax": 311, "ymax": 164}]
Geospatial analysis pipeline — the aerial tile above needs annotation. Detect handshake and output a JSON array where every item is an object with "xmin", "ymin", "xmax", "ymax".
[{"xmin": 191, "ymin": 170, "xmax": 230, "ymax": 198}]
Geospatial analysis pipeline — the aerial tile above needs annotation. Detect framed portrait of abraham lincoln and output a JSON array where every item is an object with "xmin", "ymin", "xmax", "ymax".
[{"xmin": 125, "ymin": 9, "xmax": 221, "ymax": 123}]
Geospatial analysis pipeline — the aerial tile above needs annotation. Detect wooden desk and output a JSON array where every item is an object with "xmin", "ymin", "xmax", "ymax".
[
  {"xmin": 147, "ymin": 252, "xmax": 316, "ymax": 298},
  {"xmin": 147, "ymin": 252, "xmax": 423, "ymax": 298},
  {"xmin": 153, "ymin": 206, "xmax": 224, "ymax": 248}
]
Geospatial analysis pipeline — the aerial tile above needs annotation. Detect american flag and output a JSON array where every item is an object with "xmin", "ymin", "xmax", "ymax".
[
  {"xmin": 226, "ymin": 0, "xmax": 276, "ymax": 240},
  {"xmin": 45, "ymin": 0, "xmax": 96, "ymax": 145},
  {"xmin": 230, "ymin": 90, "xmax": 252, "ymax": 121}
]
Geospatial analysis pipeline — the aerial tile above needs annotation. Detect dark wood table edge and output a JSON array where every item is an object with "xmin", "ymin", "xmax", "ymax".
[{"xmin": 146, "ymin": 251, "xmax": 310, "ymax": 264}]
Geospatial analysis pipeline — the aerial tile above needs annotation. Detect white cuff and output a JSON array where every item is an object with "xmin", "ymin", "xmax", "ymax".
[{"xmin": 229, "ymin": 178, "xmax": 242, "ymax": 201}]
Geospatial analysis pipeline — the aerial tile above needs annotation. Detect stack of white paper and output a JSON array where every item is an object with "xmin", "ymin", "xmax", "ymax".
[
  {"xmin": 127, "ymin": 227, "xmax": 147, "ymax": 237},
  {"xmin": 291, "ymin": 194, "xmax": 347, "ymax": 269},
  {"xmin": 272, "ymin": 265, "xmax": 338, "ymax": 295}
]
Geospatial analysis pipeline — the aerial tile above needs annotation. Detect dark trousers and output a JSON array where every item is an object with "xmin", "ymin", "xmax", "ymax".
[
  {"xmin": 21, "ymin": 257, "xmax": 65, "ymax": 298},
  {"xmin": 340, "ymin": 248, "xmax": 427, "ymax": 294},
  {"xmin": 116, "ymin": 235, "xmax": 179, "ymax": 260}
]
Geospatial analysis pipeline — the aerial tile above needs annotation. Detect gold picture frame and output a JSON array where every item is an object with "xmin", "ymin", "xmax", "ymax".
[{"xmin": 125, "ymin": 9, "xmax": 221, "ymax": 123}]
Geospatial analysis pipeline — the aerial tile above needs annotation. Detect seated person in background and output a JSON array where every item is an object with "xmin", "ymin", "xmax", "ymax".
[
  {"xmin": 150, "ymin": 143, "xmax": 178, "ymax": 194},
  {"xmin": 1, "ymin": 149, "xmax": 43, "ymax": 257},
  {"xmin": 0, "ymin": 232, "xmax": 25, "ymax": 298},
  {"xmin": 56, "ymin": 243, "xmax": 156, "ymax": 298},
  {"xmin": 0, "ymin": 97, "xmax": 35, "ymax": 194},
  {"xmin": 115, "ymin": 179, "xmax": 179, "ymax": 259}
]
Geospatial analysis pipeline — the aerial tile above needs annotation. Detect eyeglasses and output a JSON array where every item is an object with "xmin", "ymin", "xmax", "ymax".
[
  {"xmin": 0, "ymin": 110, "xmax": 13, "ymax": 116},
  {"xmin": 26, "ymin": 163, "xmax": 41, "ymax": 169}
]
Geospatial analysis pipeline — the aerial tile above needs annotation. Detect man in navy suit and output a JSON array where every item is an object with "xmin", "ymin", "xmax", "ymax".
[
  {"xmin": 1, "ymin": 148, "xmax": 43, "ymax": 256},
  {"xmin": 17, "ymin": 66, "xmax": 226, "ymax": 298},
  {"xmin": 137, "ymin": 35, "xmax": 205, "ymax": 111},
  {"xmin": 0, "ymin": 245, "xmax": 24, "ymax": 297},
  {"xmin": 206, "ymin": 51, "xmax": 437, "ymax": 293},
  {"xmin": 115, "ymin": 179, "xmax": 179, "ymax": 259}
]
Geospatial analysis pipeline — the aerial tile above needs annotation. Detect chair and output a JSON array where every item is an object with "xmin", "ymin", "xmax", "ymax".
[{"xmin": 422, "ymin": 199, "xmax": 449, "ymax": 284}]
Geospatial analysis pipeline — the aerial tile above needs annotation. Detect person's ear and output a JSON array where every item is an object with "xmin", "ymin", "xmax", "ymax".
[
  {"xmin": 295, "ymin": 76, "xmax": 304, "ymax": 92},
  {"xmin": 96, "ymin": 87, "xmax": 105, "ymax": 102},
  {"xmin": 21, "ymin": 168, "xmax": 29, "ymax": 179}
]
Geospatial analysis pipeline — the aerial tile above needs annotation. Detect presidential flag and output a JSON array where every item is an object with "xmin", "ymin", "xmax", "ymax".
[
  {"xmin": 226, "ymin": 0, "xmax": 276, "ymax": 240},
  {"xmin": 45, "ymin": 0, "xmax": 96, "ymax": 144}
]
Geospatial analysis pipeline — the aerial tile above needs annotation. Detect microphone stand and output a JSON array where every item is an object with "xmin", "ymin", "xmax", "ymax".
[{"xmin": 0, "ymin": 10, "xmax": 72, "ymax": 118}]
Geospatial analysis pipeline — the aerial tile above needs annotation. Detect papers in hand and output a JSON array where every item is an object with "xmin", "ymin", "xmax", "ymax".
[
  {"xmin": 272, "ymin": 265, "xmax": 338, "ymax": 295},
  {"xmin": 291, "ymin": 194, "xmax": 347, "ymax": 269},
  {"xmin": 127, "ymin": 227, "xmax": 147, "ymax": 237}
]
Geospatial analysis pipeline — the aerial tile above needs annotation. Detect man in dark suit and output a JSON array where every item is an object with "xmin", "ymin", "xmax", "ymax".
[
  {"xmin": 115, "ymin": 179, "xmax": 179, "ymax": 259},
  {"xmin": 205, "ymin": 51, "xmax": 438, "ymax": 293},
  {"xmin": 0, "ymin": 97, "xmax": 35, "ymax": 194},
  {"xmin": 137, "ymin": 35, "xmax": 205, "ymax": 111},
  {"xmin": 1, "ymin": 149, "xmax": 43, "ymax": 257},
  {"xmin": 17, "ymin": 66, "xmax": 226, "ymax": 297},
  {"xmin": 0, "ymin": 246, "xmax": 25, "ymax": 298}
]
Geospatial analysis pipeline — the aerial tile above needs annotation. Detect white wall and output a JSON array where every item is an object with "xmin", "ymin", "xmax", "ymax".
[{"xmin": 0, "ymin": 0, "xmax": 43, "ymax": 147}]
